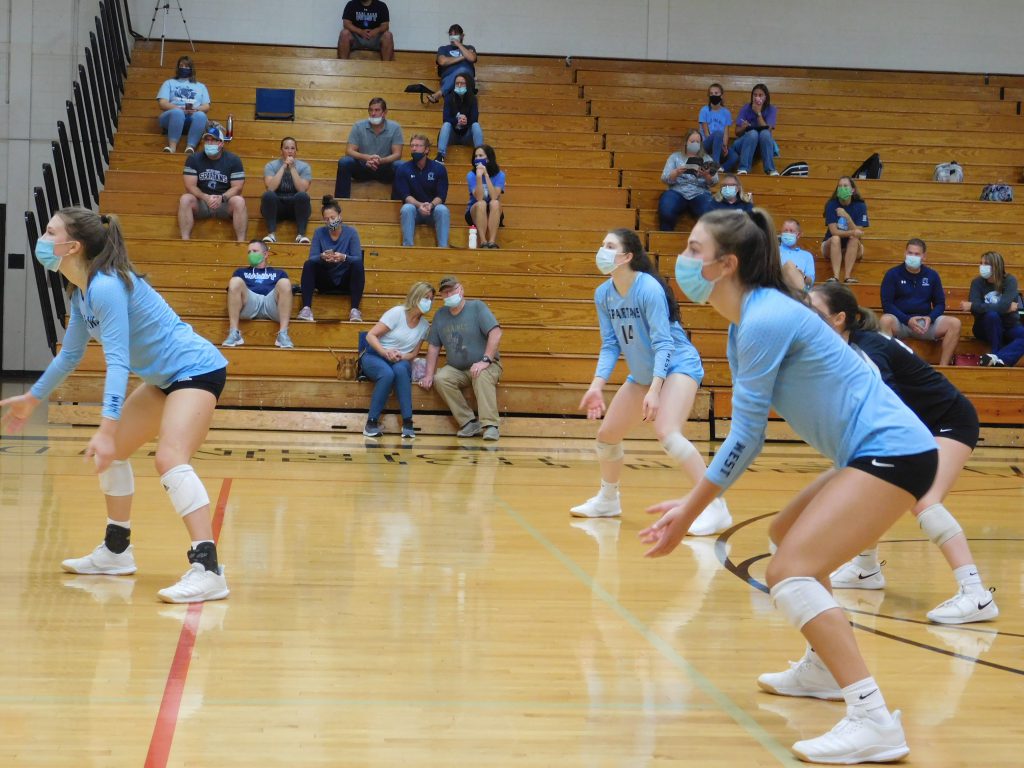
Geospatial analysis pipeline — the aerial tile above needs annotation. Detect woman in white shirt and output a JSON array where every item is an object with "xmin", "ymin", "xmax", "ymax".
[{"xmin": 362, "ymin": 281, "xmax": 435, "ymax": 439}]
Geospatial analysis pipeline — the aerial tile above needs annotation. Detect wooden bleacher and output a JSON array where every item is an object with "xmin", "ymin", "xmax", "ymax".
[{"xmin": 46, "ymin": 41, "xmax": 1024, "ymax": 443}]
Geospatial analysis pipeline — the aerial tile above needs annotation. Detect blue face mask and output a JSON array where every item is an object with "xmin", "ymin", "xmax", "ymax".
[
  {"xmin": 780, "ymin": 232, "xmax": 798, "ymax": 248},
  {"xmin": 721, "ymin": 185, "xmax": 737, "ymax": 200},
  {"xmin": 473, "ymin": 157, "xmax": 488, "ymax": 166},
  {"xmin": 417, "ymin": 297, "xmax": 433, "ymax": 313},
  {"xmin": 203, "ymin": 143, "xmax": 220, "ymax": 157},
  {"xmin": 411, "ymin": 151, "xmax": 426, "ymax": 162},
  {"xmin": 904, "ymin": 254, "xmax": 922, "ymax": 270},
  {"xmin": 34, "ymin": 239, "xmax": 68, "ymax": 272},
  {"xmin": 453, "ymin": 86, "xmax": 468, "ymax": 96},
  {"xmin": 443, "ymin": 292, "xmax": 462, "ymax": 308},
  {"xmin": 675, "ymin": 254, "xmax": 720, "ymax": 304}
]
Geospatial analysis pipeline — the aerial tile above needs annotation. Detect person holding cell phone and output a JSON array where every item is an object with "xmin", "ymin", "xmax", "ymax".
[
  {"xmin": 296, "ymin": 196, "xmax": 366, "ymax": 323},
  {"xmin": 722, "ymin": 83, "xmax": 779, "ymax": 176},
  {"xmin": 156, "ymin": 55, "xmax": 210, "ymax": 155},
  {"xmin": 657, "ymin": 129, "xmax": 718, "ymax": 232}
]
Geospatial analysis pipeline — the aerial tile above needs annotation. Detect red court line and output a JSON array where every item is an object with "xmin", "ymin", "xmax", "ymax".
[{"xmin": 144, "ymin": 478, "xmax": 232, "ymax": 768}]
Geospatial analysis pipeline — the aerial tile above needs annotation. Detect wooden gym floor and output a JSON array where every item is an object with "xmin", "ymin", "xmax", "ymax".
[{"xmin": 1, "ymin": 384, "xmax": 1021, "ymax": 767}]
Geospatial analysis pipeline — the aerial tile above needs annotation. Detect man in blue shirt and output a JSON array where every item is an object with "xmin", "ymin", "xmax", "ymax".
[
  {"xmin": 879, "ymin": 238, "xmax": 961, "ymax": 366},
  {"xmin": 394, "ymin": 135, "xmax": 450, "ymax": 247},
  {"xmin": 223, "ymin": 240, "xmax": 294, "ymax": 349},
  {"xmin": 778, "ymin": 218, "xmax": 816, "ymax": 292}
]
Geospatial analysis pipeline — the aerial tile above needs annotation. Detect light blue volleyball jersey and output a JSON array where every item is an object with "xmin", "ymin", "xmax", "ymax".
[
  {"xmin": 594, "ymin": 272, "xmax": 703, "ymax": 386},
  {"xmin": 707, "ymin": 287, "xmax": 935, "ymax": 489},
  {"xmin": 31, "ymin": 273, "xmax": 228, "ymax": 420}
]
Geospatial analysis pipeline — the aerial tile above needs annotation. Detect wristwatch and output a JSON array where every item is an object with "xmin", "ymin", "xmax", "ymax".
[{"xmin": 481, "ymin": 355, "xmax": 492, "ymax": 364}]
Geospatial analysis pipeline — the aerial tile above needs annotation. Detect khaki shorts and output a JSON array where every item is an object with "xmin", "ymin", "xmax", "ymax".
[
  {"xmin": 893, "ymin": 319, "xmax": 940, "ymax": 341},
  {"xmin": 196, "ymin": 198, "xmax": 233, "ymax": 220},
  {"xmin": 239, "ymin": 288, "xmax": 280, "ymax": 321}
]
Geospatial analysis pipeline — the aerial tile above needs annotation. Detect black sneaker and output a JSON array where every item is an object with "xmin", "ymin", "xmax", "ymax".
[
  {"xmin": 363, "ymin": 421, "xmax": 383, "ymax": 437},
  {"xmin": 435, "ymin": 153, "xmax": 446, "ymax": 163},
  {"xmin": 981, "ymin": 353, "xmax": 1006, "ymax": 367}
]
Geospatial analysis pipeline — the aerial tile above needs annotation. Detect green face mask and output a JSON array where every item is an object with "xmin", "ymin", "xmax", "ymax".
[
  {"xmin": 837, "ymin": 188, "xmax": 853, "ymax": 201},
  {"xmin": 247, "ymin": 251, "xmax": 264, "ymax": 266}
]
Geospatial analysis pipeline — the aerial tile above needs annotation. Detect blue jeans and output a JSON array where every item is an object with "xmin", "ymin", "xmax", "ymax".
[
  {"xmin": 361, "ymin": 348, "xmax": 414, "ymax": 421},
  {"xmin": 438, "ymin": 122, "xmax": 484, "ymax": 155},
  {"xmin": 657, "ymin": 190, "xmax": 713, "ymax": 231},
  {"xmin": 158, "ymin": 109, "xmax": 208, "ymax": 149},
  {"xmin": 401, "ymin": 203, "xmax": 450, "ymax": 246},
  {"xmin": 973, "ymin": 310, "xmax": 1024, "ymax": 365},
  {"xmin": 702, "ymin": 131, "xmax": 726, "ymax": 164},
  {"xmin": 723, "ymin": 129, "xmax": 776, "ymax": 173}
]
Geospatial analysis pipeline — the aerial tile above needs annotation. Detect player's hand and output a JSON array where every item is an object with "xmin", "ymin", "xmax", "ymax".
[
  {"xmin": 639, "ymin": 496, "xmax": 693, "ymax": 557},
  {"xmin": 578, "ymin": 388, "xmax": 606, "ymax": 420},
  {"xmin": 84, "ymin": 430, "xmax": 116, "ymax": 474},
  {"xmin": 0, "ymin": 393, "xmax": 41, "ymax": 434},
  {"xmin": 641, "ymin": 389, "xmax": 660, "ymax": 421}
]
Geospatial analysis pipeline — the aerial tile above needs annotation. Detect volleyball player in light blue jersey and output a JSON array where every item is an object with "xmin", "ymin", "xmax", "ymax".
[
  {"xmin": 571, "ymin": 228, "xmax": 732, "ymax": 537},
  {"xmin": 0, "ymin": 208, "xmax": 230, "ymax": 604},
  {"xmin": 641, "ymin": 208, "xmax": 938, "ymax": 765}
]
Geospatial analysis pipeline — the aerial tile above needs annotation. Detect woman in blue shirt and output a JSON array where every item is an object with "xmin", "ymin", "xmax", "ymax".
[
  {"xmin": 571, "ymin": 228, "xmax": 732, "ymax": 537},
  {"xmin": 297, "ymin": 195, "xmax": 366, "ymax": 322},
  {"xmin": 155, "ymin": 55, "xmax": 211, "ymax": 155},
  {"xmin": 698, "ymin": 82, "xmax": 733, "ymax": 166},
  {"xmin": 810, "ymin": 282, "xmax": 997, "ymax": 626},
  {"xmin": 466, "ymin": 145, "xmax": 505, "ymax": 248},
  {"xmin": 643, "ymin": 207, "xmax": 937, "ymax": 764},
  {"xmin": 437, "ymin": 73, "xmax": 483, "ymax": 163},
  {"xmin": 822, "ymin": 176, "xmax": 869, "ymax": 284},
  {"xmin": 1, "ymin": 207, "xmax": 230, "ymax": 604},
  {"xmin": 722, "ymin": 83, "xmax": 778, "ymax": 175}
]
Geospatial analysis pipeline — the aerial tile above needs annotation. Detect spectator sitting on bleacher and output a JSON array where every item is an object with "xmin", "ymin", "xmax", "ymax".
[
  {"xmin": 778, "ymin": 219, "xmax": 816, "ymax": 293},
  {"xmin": 436, "ymin": 73, "xmax": 483, "ymax": 163},
  {"xmin": 361, "ymin": 281, "xmax": 436, "ymax": 440},
  {"xmin": 261, "ymin": 137, "xmax": 312, "ymax": 245},
  {"xmin": 709, "ymin": 173, "xmax": 752, "ymax": 213},
  {"xmin": 222, "ymin": 240, "xmax": 294, "ymax": 350},
  {"xmin": 959, "ymin": 251, "xmax": 1024, "ymax": 367},
  {"xmin": 722, "ymin": 83, "xmax": 778, "ymax": 176},
  {"xmin": 822, "ymin": 176, "xmax": 869, "ymax": 284},
  {"xmin": 297, "ymin": 196, "xmax": 365, "ymax": 323},
  {"xmin": 335, "ymin": 97, "xmax": 404, "ymax": 199},
  {"xmin": 699, "ymin": 83, "xmax": 733, "ymax": 166},
  {"xmin": 427, "ymin": 25, "xmax": 477, "ymax": 104},
  {"xmin": 467, "ymin": 145, "xmax": 505, "ymax": 249},
  {"xmin": 879, "ymin": 238, "xmax": 960, "ymax": 366},
  {"xmin": 178, "ymin": 125, "xmax": 247, "ymax": 243},
  {"xmin": 657, "ymin": 129, "xmax": 718, "ymax": 232},
  {"xmin": 337, "ymin": 0, "xmax": 394, "ymax": 61},
  {"xmin": 395, "ymin": 135, "xmax": 450, "ymax": 248},
  {"xmin": 156, "ymin": 55, "xmax": 210, "ymax": 155}
]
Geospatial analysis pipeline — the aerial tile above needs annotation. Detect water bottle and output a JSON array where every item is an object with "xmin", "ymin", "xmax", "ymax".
[
  {"xmin": 226, "ymin": 113, "xmax": 234, "ymax": 141},
  {"xmin": 468, "ymin": 226, "xmax": 478, "ymax": 249}
]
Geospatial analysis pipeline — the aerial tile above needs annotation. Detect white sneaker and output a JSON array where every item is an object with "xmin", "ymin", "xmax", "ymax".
[
  {"xmin": 687, "ymin": 497, "xmax": 732, "ymax": 536},
  {"xmin": 570, "ymin": 493, "xmax": 622, "ymax": 518},
  {"xmin": 349, "ymin": 308, "xmax": 363, "ymax": 322},
  {"xmin": 830, "ymin": 559, "xmax": 886, "ymax": 590},
  {"xmin": 157, "ymin": 563, "xmax": 230, "ymax": 604},
  {"xmin": 222, "ymin": 328, "xmax": 244, "ymax": 347},
  {"xmin": 262, "ymin": 233, "xmax": 276, "ymax": 243},
  {"xmin": 297, "ymin": 306, "xmax": 314, "ymax": 322},
  {"xmin": 757, "ymin": 648, "xmax": 843, "ymax": 700},
  {"xmin": 61, "ymin": 544, "xmax": 137, "ymax": 575},
  {"xmin": 926, "ymin": 586, "xmax": 999, "ymax": 625},
  {"xmin": 792, "ymin": 711, "xmax": 909, "ymax": 765}
]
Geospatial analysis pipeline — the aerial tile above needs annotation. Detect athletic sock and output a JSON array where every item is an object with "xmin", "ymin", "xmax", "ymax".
[
  {"xmin": 954, "ymin": 563, "xmax": 986, "ymax": 595},
  {"xmin": 843, "ymin": 677, "xmax": 892, "ymax": 725},
  {"xmin": 853, "ymin": 549, "xmax": 880, "ymax": 571},
  {"xmin": 598, "ymin": 480, "xmax": 619, "ymax": 500}
]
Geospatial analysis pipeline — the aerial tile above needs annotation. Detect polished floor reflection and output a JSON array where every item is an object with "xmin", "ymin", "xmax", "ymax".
[{"xmin": 1, "ymin": 416, "xmax": 1021, "ymax": 767}]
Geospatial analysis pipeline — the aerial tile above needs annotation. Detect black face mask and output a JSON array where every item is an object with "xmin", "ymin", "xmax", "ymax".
[
  {"xmin": 411, "ymin": 152, "xmax": 426, "ymax": 162},
  {"xmin": 176, "ymin": 67, "xmax": 192, "ymax": 79},
  {"xmin": 709, "ymin": 94, "xmax": 722, "ymax": 105}
]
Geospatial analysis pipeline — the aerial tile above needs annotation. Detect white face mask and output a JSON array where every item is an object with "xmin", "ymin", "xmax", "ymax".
[
  {"xmin": 979, "ymin": 264, "xmax": 993, "ymax": 279},
  {"xmin": 443, "ymin": 292, "xmax": 462, "ymax": 308},
  {"xmin": 595, "ymin": 246, "xmax": 619, "ymax": 275},
  {"xmin": 417, "ymin": 297, "xmax": 432, "ymax": 313},
  {"xmin": 368, "ymin": 116, "xmax": 383, "ymax": 126},
  {"xmin": 450, "ymin": 34, "xmax": 462, "ymax": 43},
  {"xmin": 904, "ymin": 254, "xmax": 922, "ymax": 270}
]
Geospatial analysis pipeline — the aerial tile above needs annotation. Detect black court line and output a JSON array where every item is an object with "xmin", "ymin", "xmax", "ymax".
[{"xmin": 717, "ymin": 513, "xmax": 1024, "ymax": 676}]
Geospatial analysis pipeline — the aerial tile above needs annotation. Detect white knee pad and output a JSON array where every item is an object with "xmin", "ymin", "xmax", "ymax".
[
  {"xmin": 595, "ymin": 440, "xmax": 624, "ymax": 462},
  {"xmin": 770, "ymin": 576, "xmax": 840, "ymax": 630},
  {"xmin": 98, "ymin": 459, "xmax": 134, "ymax": 497},
  {"xmin": 661, "ymin": 431, "xmax": 697, "ymax": 464},
  {"xmin": 917, "ymin": 503, "xmax": 963, "ymax": 547},
  {"xmin": 160, "ymin": 464, "xmax": 210, "ymax": 517}
]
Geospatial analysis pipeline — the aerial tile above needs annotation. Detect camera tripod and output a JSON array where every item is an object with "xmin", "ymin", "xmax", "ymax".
[{"xmin": 147, "ymin": 1, "xmax": 195, "ymax": 66}]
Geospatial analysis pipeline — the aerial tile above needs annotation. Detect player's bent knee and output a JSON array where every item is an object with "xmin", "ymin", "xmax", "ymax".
[
  {"xmin": 160, "ymin": 464, "xmax": 210, "ymax": 517},
  {"xmin": 660, "ymin": 431, "xmax": 697, "ymax": 463},
  {"xmin": 770, "ymin": 576, "xmax": 840, "ymax": 630},
  {"xmin": 917, "ymin": 503, "xmax": 962, "ymax": 547},
  {"xmin": 595, "ymin": 440, "xmax": 624, "ymax": 462},
  {"xmin": 98, "ymin": 459, "xmax": 135, "ymax": 497}
]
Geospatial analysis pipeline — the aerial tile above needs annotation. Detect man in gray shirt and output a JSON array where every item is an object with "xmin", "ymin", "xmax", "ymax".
[
  {"xmin": 420, "ymin": 275, "xmax": 503, "ymax": 440},
  {"xmin": 335, "ymin": 97, "xmax": 404, "ymax": 198}
]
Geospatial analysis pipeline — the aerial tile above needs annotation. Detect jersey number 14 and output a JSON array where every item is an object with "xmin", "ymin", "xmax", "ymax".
[{"xmin": 620, "ymin": 324, "xmax": 635, "ymax": 345}]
